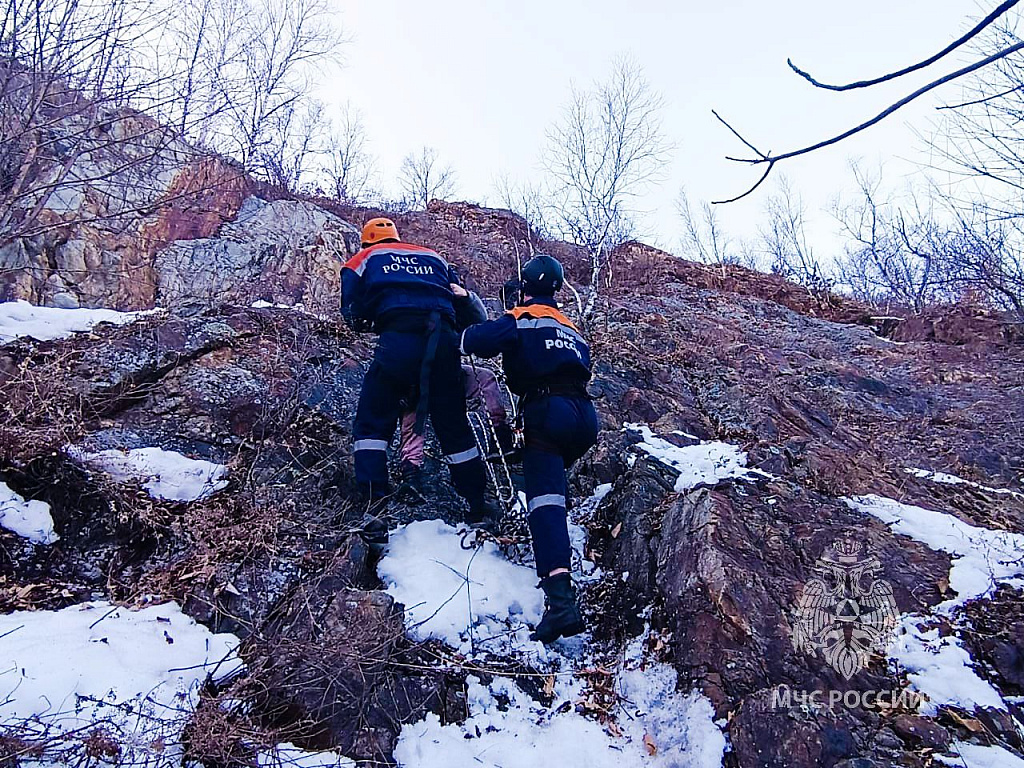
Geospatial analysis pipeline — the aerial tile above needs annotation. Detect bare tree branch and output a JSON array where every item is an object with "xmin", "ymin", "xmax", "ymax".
[
  {"xmin": 714, "ymin": 37, "xmax": 1024, "ymax": 204},
  {"xmin": 788, "ymin": 0, "xmax": 1021, "ymax": 91}
]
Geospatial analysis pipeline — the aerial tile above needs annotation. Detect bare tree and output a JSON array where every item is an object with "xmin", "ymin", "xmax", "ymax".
[
  {"xmin": 399, "ymin": 146, "xmax": 456, "ymax": 209},
  {"xmin": 0, "ymin": 0, "xmax": 190, "ymax": 245},
  {"xmin": 321, "ymin": 102, "xmax": 375, "ymax": 203},
  {"xmin": 544, "ymin": 55, "xmax": 671, "ymax": 316},
  {"xmin": 677, "ymin": 187, "xmax": 736, "ymax": 265},
  {"xmin": 832, "ymin": 165, "xmax": 949, "ymax": 311},
  {"xmin": 494, "ymin": 174, "xmax": 549, "ymax": 247},
  {"xmin": 759, "ymin": 178, "xmax": 832, "ymax": 294},
  {"xmin": 941, "ymin": 203, "xmax": 1024, "ymax": 317}
]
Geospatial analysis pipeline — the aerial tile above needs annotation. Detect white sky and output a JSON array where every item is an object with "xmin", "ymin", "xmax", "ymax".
[{"xmin": 324, "ymin": 0, "xmax": 990, "ymax": 261}]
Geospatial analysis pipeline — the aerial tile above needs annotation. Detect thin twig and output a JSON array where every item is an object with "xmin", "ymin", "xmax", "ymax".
[
  {"xmin": 714, "ymin": 39, "xmax": 1024, "ymax": 204},
  {"xmin": 788, "ymin": 0, "xmax": 1021, "ymax": 91}
]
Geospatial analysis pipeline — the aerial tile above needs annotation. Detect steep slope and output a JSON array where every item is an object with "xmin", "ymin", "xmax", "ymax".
[{"xmin": 0, "ymin": 112, "xmax": 1023, "ymax": 766}]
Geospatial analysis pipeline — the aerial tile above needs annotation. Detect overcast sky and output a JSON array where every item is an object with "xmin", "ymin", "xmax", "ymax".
[{"xmin": 324, "ymin": 0, "xmax": 991, "ymax": 261}]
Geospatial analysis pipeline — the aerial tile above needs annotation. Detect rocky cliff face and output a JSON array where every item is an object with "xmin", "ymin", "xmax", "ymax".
[
  {"xmin": 1, "ymin": 105, "xmax": 1023, "ymax": 766},
  {"xmin": 0, "ymin": 99, "xmax": 359, "ymax": 311},
  {"xmin": 1, "ymin": 217, "xmax": 1021, "ymax": 764}
]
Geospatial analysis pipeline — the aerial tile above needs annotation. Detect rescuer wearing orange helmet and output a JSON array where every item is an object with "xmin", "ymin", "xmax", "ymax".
[{"xmin": 341, "ymin": 217, "xmax": 500, "ymax": 547}]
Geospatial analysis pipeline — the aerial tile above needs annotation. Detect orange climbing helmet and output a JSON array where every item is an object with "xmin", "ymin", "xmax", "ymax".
[{"xmin": 361, "ymin": 217, "xmax": 400, "ymax": 247}]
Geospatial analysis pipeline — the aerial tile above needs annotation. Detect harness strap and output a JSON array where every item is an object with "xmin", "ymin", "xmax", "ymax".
[{"xmin": 414, "ymin": 310, "xmax": 443, "ymax": 435}]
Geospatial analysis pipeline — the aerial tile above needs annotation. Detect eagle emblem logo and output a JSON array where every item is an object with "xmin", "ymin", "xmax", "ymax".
[{"xmin": 792, "ymin": 536, "xmax": 900, "ymax": 679}]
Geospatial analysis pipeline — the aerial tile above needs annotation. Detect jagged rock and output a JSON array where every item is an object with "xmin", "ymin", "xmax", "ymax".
[
  {"xmin": 891, "ymin": 715, "xmax": 950, "ymax": 750},
  {"xmin": 155, "ymin": 196, "xmax": 359, "ymax": 308},
  {"xmin": 247, "ymin": 553, "xmax": 465, "ymax": 761},
  {"xmin": 3, "ymin": 195, "xmax": 1024, "ymax": 767}
]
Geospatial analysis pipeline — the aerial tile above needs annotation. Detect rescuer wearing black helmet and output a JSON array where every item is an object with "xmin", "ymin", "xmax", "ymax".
[{"xmin": 460, "ymin": 254, "xmax": 599, "ymax": 643}]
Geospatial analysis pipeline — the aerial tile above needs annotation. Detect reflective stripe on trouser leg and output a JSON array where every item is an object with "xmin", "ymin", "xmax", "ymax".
[
  {"xmin": 445, "ymin": 446, "xmax": 481, "ymax": 465},
  {"xmin": 523, "ymin": 445, "xmax": 571, "ymax": 576},
  {"xmin": 353, "ymin": 361, "xmax": 403, "ymax": 496}
]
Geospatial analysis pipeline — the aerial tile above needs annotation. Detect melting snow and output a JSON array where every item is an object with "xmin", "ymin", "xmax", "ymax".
[
  {"xmin": 257, "ymin": 743, "xmax": 355, "ymax": 768},
  {"xmin": 848, "ymin": 494, "xmax": 1024, "ymax": 714},
  {"xmin": 847, "ymin": 495, "xmax": 1024, "ymax": 610},
  {"xmin": 68, "ymin": 446, "xmax": 229, "ymax": 502},
  {"xmin": 0, "ymin": 601, "xmax": 241, "ymax": 764},
  {"xmin": 905, "ymin": 467, "xmax": 1024, "ymax": 500},
  {"xmin": 625, "ymin": 423, "xmax": 771, "ymax": 491},
  {"xmin": 0, "ymin": 481, "xmax": 58, "ymax": 545},
  {"xmin": 888, "ymin": 619, "xmax": 1006, "ymax": 714},
  {"xmin": 938, "ymin": 742, "xmax": 1024, "ymax": 768},
  {"xmin": 381, "ymin": 516, "xmax": 726, "ymax": 768},
  {"xmin": 0, "ymin": 300, "xmax": 156, "ymax": 344},
  {"xmin": 378, "ymin": 519, "xmax": 545, "ymax": 658}
]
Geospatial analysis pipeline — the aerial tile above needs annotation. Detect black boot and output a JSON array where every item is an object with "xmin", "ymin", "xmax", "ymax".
[
  {"xmin": 530, "ymin": 572, "xmax": 585, "ymax": 643},
  {"xmin": 397, "ymin": 461, "xmax": 426, "ymax": 502},
  {"xmin": 358, "ymin": 499, "xmax": 391, "ymax": 561},
  {"xmin": 466, "ymin": 495, "xmax": 503, "ymax": 535}
]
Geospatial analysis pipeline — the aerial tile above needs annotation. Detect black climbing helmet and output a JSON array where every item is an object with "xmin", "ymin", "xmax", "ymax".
[{"xmin": 520, "ymin": 254, "xmax": 564, "ymax": 297}]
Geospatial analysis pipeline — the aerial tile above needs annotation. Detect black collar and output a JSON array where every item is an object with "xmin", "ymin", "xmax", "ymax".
[{"xmin": 523, "ymin": 296, "xmax": 558, "ymax": 308}]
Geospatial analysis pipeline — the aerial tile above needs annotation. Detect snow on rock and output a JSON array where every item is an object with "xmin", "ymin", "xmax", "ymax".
[
  {"xmin": 383, "ymin": 517, "xmax": 726, "ymax": 768},
  {"xmin": 905, "ymin": 467, "xmax": 1024, "ymax": 500},
  {"xmin": 889, "ymin": 618, "xmax": 1006, "ymax": 715},
  {"xmin": 617, "ymin": 633, "xmax": 728, "ymax": 767},
  {"xmin": 0, "ymin": 601, "xmax": 241, "ymax": 763},
  {"xmin": 569, "ymin": 482, "xmax": 611, "ymax": 582},
  {"xmin": 395, "ymin": 671, "xmax": 725, "ymax": 768},
  {"xmin": 257, "ymin": 742, "xmax": 356, "ymax": 768},
  {"xmin": 377, "ymin": 519, "xmax": 545, "ymax": 658},
  {"xmin": 0, "ymin": 300, "xmax": 155, "ymax": 344},
  {"xmin": 847, "ymin": 494, "xmax": 1024, "ymax": 609},
  {"xmin": 625, "ymin": 423, "xmax": 771, "ymax": 492},
  {"xmin": 68, "ymin": 446, "xmax": 229, "ymax": 502},
  {"xmin": 0, "ymin": 480, "xmax": 58, "ymax": 544},
  {"xmin": 938, "ymin": 742, "xmax": 1024, "ymax": 768},
  {"xmin": 848, "ymin": 494, "xmax": 1024, "ymax": 714}
]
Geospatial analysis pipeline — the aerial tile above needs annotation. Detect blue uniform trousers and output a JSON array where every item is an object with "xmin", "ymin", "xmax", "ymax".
[
  {"xmin": 522, "ymin": 395, "xmax": 599, "ymax": 576},
  {"xmin": 353, "ymin": 329, "xmax": 487, "ymax": 505}
]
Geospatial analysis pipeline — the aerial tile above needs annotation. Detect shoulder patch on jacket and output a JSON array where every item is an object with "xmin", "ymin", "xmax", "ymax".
[{"xmin": 508, "ymin": 304, "xmax": 579, "ymax": 332}]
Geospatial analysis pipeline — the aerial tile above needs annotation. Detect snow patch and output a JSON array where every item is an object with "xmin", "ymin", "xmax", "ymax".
[
  {"xmin": 847, "ymin": 494, "xmax": 1024, "ymax": 609},
  {"xmin": 0, "ymin": 300, "xmax": 156, "ymax": 344},
  {"xmin": 382, "ymin": 517, "xmax": 725, "ymax": 767},
  {"xmin": 0, "ymin": 601, "xmax": 241, "ymax": 763},
  {"xmin": 889, "ymin": 619, "xmax": 1005, "ymax": 715},
  {"xmin": 906, "ymin": 467, "xmax": 1024, "ymax": 500},
  {"xmin": 377, "ymin": 519, "xmax": 545, "ymax": 658},
  {"xmin": 938, "ymin": 742, "xmax": 1024, "ymax": 768},
  {"xmin": 395, "ymin": 671, "xmax": 725, "ymax": 768},
  {"xmin": 848, "ymin": 495, "xmax": 1024, "ymax": 714},
  {"xmin": 617, "ymin": 633, "xmax": 728, "ymax": 767},
  {"xmin": 68, "ymin": 446, "xmax": 229, "ymax": 502},
  {"xmin": 257, "ymin": 743, "xmax": 356, "ymax": 768},
  {"xmin": 625, "ymin": 423, "xmax": 771, "ymax": 492},
  {"xmin": 0, "ymin": 481, "xmax": 58, "ymax": 544}
]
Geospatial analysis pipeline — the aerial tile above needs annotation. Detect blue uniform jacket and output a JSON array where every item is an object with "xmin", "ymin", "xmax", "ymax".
[
  {"xmin": 341, "ymin": 241, "xmax": 459, "ymax": 329},
  {"xmin": 460, "ymin": 297, "xmax": 592, "ymax": 396}
]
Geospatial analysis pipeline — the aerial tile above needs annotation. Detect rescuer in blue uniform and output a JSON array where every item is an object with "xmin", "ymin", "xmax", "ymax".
[
  {"xmin": 341, "ymin": 217, "xmax": 498, "ymax": 532},
  {"xmin": 461, "ymin": 254, "xmax": 599, "ymax": 643}
]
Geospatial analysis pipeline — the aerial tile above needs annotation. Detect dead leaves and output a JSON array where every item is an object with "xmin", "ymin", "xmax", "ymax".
[{"xmin": 643, "ymin": 732, "xmax": 657, "ymax": 755}]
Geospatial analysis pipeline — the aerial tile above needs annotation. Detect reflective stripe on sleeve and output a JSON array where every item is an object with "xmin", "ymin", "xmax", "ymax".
[
  {"xmin": 353, "ymin": 439, "xmax": 389, "ymax": 452},
  {"xmin": 445, "ymin": 446, "xmax": 481, "ymax": 465},
  {"xmin": 527, "ymin": 493, "xmax": 567, "ymax": 512}
]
